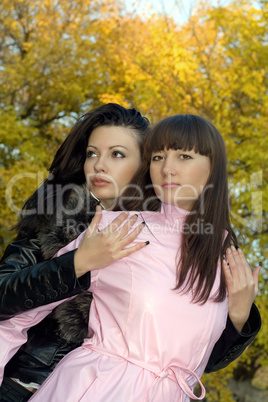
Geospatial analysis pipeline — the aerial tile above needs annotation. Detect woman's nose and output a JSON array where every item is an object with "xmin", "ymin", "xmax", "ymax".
[
  {"xmin": 94, "ymin": 157, "xmax": 108, "ymax": 173},
  {"xmin": 161, "ymin": 160, "xmax": 176, "ymax": 176}
]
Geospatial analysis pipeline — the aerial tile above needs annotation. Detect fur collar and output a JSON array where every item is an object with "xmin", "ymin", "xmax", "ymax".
[
  {"xmin": 37, "ymin": 184, "xmax": 96, "ymax": 259},
  {"xmin": 36, "ymin": 184, "xmax": 97, "ymax": 344}
]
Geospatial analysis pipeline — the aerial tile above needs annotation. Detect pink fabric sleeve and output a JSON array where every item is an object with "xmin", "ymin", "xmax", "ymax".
[
  {"xmin": 0, "ymin": 232, "xmax": 87, "ymax": 384},
  {"xmin": 0, "ymin": 299, "xmax": 73, "ymax": 385},
  {"xmin": 54, "ymin": 231, "xmax": 86, "ymax": 258}
]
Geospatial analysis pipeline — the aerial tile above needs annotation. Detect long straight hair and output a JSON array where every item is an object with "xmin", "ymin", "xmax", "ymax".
[
  {"xmin": 16, "ymin": 103, "xmax": 149, "ymax": 235},
  {"xmin": 120, "ymin": 114, "xmax": 237, "ymax": 303}
]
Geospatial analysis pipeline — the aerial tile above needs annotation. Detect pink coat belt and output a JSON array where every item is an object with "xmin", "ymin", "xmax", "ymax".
[{"xmin": 86, "ymin": 344, "xmax": 206, "ymax": 401}]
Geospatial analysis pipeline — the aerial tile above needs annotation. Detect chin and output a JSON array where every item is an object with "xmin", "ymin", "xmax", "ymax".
[
  {"xmin": 92, "ymin": 189, "xmax": 113, "ymax": 199},
  {"xmin": 159, "ymin": 195, "xmax": 177, "ymax": 206}
]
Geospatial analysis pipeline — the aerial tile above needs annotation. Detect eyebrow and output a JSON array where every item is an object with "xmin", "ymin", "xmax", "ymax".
[{"xmin": 86, "ymin": 145, "xmax": 129, "ymax": 150}]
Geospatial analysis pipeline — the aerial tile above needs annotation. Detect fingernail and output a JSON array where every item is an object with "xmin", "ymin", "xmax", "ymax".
[
  {"xmin": 144, "ymin": 241, "xmax": 150, "ymax": 245},
  {"xmin": 223, "ymin": 256, "xmax": 226, "ymax": 261},
  {"xmin": 134, "ymin": 214, "xmax": 138, "ymax": 217},
  {"xmin": 231, "ymin": 245, "xmax": 236, "ymax": 251},
  {"xmin": 235, "ymin": 245, "xmax": 240, "ymax": 249},
  {"xmin": 259, "ymin": 261, "xmax": 263, "ymax": 267},
  {"xmin": 141, "ymin": 221, "xmax": 146, "ymax": 225},
  {"xmin": 226, "ymin": 247, "xmax": 231, "ymax": 253}
]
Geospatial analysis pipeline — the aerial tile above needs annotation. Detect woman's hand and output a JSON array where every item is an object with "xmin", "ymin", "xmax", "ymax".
[
  {"xmin": 223, "ymin": 246, "xmax": 261, "ymax": 332},
  {"xmin": 74, "ymin": 206, "xmax": 148, "ymax": 277}
]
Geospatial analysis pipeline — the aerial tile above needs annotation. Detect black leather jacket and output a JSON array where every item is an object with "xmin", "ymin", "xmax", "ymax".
[
  {"xmin": 0, "ymin": 232, "xmax": 91, "ymax": 319},
  {"xmin": 0, "ymin": 233, "xmax": 261, "ymax": 387}
]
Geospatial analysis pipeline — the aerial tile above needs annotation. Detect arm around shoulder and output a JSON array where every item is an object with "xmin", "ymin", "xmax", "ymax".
[
  {"xmin": 205, "ymin": 303, "xmax": 261, "ymax": 373},
  {"xmin": 0, "ymin": 232, "xmax": 91, "ymax": 320}
]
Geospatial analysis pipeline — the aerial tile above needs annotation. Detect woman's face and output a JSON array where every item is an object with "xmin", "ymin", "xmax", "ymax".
[
  {"xmin": 150, "ymin": 148, "xmax": 211, "ymax": 210},
  {"xmin": 84, "ymin": 125, "xmax": 141, "ymax": 210}
]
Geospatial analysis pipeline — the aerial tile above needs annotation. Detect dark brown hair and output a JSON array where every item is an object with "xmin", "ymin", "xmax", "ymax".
[
  {"xmin": 49, "ymin": 103, "xmax": 149, "ymax": 184},
  {"xmin": 120, "ymin": 114, "xmax": 237, "ymax": 303},
  {"xmin": 16, "ymin": 103, "xmax": 149, "ymax": 234}
]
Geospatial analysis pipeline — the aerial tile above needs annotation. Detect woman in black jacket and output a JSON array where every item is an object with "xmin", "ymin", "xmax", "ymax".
[{"xmin": 0, "ymin": 103, "xmax": 261, "ymax": 401}]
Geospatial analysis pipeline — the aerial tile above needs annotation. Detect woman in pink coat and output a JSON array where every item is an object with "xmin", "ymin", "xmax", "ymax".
[
  {"xmin": 0, "ymin": 114, "xmax": 260, "ymax": 401},
  {"xmin": 25, "ymin": 114, "xmax": 256, "ymax": 401}
]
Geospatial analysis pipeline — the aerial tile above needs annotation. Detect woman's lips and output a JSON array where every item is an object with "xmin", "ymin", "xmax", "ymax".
[
  {"xmin": 162, "ymin": 182, "xmax": 180, "ymax": 188},
  {"xmin": 91, "ymin": 177, "xmax": 111, "ymax": 186}
]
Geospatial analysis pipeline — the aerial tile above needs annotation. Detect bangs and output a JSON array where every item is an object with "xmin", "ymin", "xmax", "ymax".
[{"xmin": 145, "ymin": 115, "xmax": 214, "ymax": 160}]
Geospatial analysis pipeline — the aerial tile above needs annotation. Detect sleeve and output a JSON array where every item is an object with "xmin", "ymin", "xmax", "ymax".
[
  {"xmin": 0, "ymin": 298, "xmax": 69, "ymax": 385},
  {"xmin": 204, "ymin": 303, "xmax": 261, "ymax": 373},
  {"xmin": 0, "ymin": 232, "xmax": 91, "ymax": 320}
]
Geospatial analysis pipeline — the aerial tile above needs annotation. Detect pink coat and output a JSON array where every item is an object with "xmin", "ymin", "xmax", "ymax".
[{"xmin": 1, "ymin": 204, "xmax": 228, "ymax": 401}]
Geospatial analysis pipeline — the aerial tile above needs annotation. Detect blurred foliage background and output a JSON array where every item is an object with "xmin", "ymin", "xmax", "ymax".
[{"xmin": 0, "ymin": 0, "xmax": 267, "ymax": 400}]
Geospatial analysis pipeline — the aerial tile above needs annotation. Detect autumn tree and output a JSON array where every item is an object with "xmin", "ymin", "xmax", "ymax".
[
  {"xmin": 0, "ymin": 1, "xmax": 267, "ymax": 399},
  {"xmin": 0, "ymin": 0, "xmax": 124, "ymax": 245}
]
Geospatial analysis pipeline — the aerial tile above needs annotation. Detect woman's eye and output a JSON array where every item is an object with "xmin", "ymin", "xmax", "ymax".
[
  {"xmin": 152, "ymin": 155, "xmax": 163, "ymax": 161},
  {"xmin": 112, "ymin": 151, "xmax": 125, "ymax": 158},
  {"xmin": 179, "ymin": 154, "xmax": 192, "ymax": 160},
  {"xmin": 86, "ymin": 150, "xmax": 97, "ymax": 158}
]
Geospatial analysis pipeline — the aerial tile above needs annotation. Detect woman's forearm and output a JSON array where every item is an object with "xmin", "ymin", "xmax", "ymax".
[
  {"xmin": 205, "ymin": 304, "xmax": 261, "ymax": 373},
  {"xmin": 0, "ymin": 234, "xmax": 90, "ymax": 320}
]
